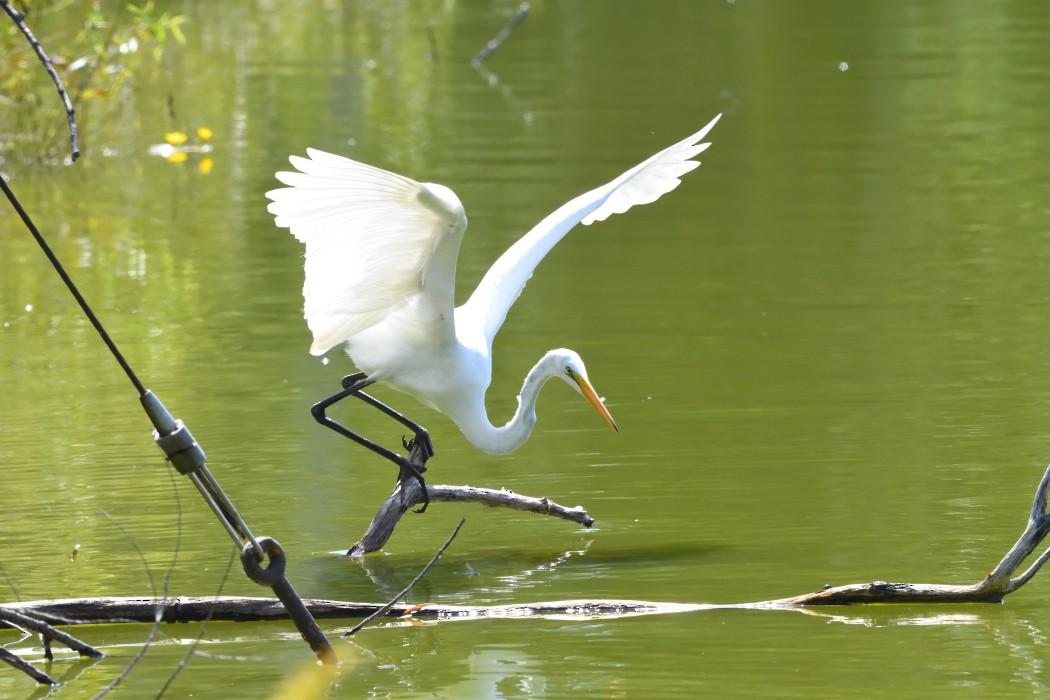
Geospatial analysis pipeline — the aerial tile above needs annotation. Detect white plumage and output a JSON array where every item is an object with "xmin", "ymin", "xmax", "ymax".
[{"xmin": 267, "ymin": 114, "xmax": 721, "ymax": 454}]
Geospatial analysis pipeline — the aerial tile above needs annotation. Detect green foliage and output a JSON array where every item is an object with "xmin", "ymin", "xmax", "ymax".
[{"xmin": 0, "ymin": 0, "xmax": 187, "ymax": 161}]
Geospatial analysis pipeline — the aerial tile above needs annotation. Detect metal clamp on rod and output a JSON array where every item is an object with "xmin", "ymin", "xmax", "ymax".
[
  {"xmin": 137, "ymin": 389, "xmax": 334, "ymax": 661},
  {"xmin": 154, "ymin": 419, "xmax": 206, "ymax": 475},
  {"xmin": 240, "ymin": 537, "xmax": 336, "ymax": 662},
  {"xmin": 140, "ymin": 389, "xmax": 262, "ymax": 559}
]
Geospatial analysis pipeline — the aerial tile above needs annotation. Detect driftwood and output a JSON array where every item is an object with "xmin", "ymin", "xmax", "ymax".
[
  {"xmin": 0, "ymin": 0, "xmax": 79, "ymax": 161},
  {"xmin": 349, "ymin": 435, "xmax": 593, "ymax": 554},
  {"xmin": 756, "ymin": 460, "xmax": 1050, "ymax": 606},
  {"xmin": 349, "ymin": 479, "xmax": 593, "ymax": 555},
  {"xmin": 1, "ymin": 596, "xmax": 701, "ymax": 626}
]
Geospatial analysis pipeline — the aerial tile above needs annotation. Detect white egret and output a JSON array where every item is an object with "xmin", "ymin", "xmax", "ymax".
[{"xmin": 267, "ymin": 114, "xmax": 721, "ymax": 505}]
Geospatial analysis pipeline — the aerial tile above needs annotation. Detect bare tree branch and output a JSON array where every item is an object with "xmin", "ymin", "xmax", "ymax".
[
  {"xmin": 0, "ymin": 1, "xmax": 80, "ymax": 161},
  {"xmin": 349, "ymin": 479, "xmax": 593, "ymax": 555}
]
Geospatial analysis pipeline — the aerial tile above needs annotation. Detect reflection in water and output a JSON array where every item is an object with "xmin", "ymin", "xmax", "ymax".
[
  {"xmin": 351, "ymin": 540, "xmax": 595, "ymax": 601},
  {"xmin": 443, "ymin": 648, "xmax": 548, "ymax": 698}
]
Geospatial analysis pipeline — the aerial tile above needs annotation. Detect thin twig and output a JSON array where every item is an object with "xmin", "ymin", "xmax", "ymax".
[
  {"xmin": 0, "ymin": 562, "xmax": 22, "ymax": 602},
  {"xmin": 0, "ymin": 0, "xmax": 79, "ymax": 161},
  {"xmin": 155, "ymin": 546, "xmax": 237, "ymax": 699},
  {"xmin": 471, "ymin": 2, "xmax": 529, "ymax": 66},
  {"xmin": 93, "ymin": 472, "xmax": 183, "ymax": 699},
  {"xmin": 344, "ymin": 518, "xmax": 465, "ymax": 637},
  {"xmin": 425, "ymin": 21, "xmax": 439, "ymax": 62},
  {"xmin": 349, "ymin": 480, "xmax": 593, "ymax": 555},
  {"xmin": 101, "ymin": 509, "xmax": 158, "ymax": 596}
]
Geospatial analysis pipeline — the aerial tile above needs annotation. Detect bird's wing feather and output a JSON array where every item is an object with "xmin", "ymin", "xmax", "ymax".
[
  {"xmin": 460, "ymin": 114, "xmax": 721, "ymax": 344},
  {"xmin": 267, "ymin": 148, "xmax": 467, "ymax": 355}
]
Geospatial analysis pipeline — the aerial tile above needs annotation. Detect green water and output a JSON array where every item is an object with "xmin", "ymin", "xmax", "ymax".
[{"xmin": 4, "ymin": 0, "xmax": 1050, "ymax": 696}]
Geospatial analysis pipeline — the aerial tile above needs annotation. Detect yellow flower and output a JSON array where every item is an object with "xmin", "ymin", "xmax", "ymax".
[
  {"xmin": 197, "ymin": 127, "xmax": 213, "ymax": 141},
  {"xmin": 165, "ymin": 131, "xmax": 188, "ymax": 146},
  {"xmin": 199, "ymin": 157, "xmax": 214, "ymax": 175},
  {"xmin": 167, "ymin": 150, "xmax": 189, "ymax": 164}
]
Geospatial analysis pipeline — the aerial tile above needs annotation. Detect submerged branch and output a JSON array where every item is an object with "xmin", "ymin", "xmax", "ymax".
[
  {"xmin": 7, "ymin": 463, "xmax": 1050, "ymax": 655},
  {"xmin": 0, "ymin": 606, "xmax": 103, "ymax": 685},
  {"xmin": 2, "ymin": 596, "xmax": 704, "ymax": 626},
  {"xmin": 0, "ymin": 647, "xmax": 55, "ymax": 686}
]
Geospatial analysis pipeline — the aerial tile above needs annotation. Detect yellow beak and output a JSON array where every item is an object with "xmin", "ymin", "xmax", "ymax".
[{"xmin": 576, "ymin": 375, "xmax": 618, "ymax": 432}]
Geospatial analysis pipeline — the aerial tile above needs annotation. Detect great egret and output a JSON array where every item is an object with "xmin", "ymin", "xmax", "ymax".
[{"xmin": 267, "ymin": 114, "xmax": 721, "ymax": 506}]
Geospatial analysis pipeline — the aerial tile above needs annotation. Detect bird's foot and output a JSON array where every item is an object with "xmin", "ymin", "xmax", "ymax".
[
  {"xmin": 397, "ymin": 458, "xmax": 430, "ymax": 513},
  {"xmin": 401, "ymin": 429, "xmax": 434, "ymax": 462},
  {"xmin": 340, "ymin": 372, "xmax": 368, "ymax": 390}
]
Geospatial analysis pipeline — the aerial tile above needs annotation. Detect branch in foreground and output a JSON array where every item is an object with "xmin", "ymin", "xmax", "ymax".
[
  {"xmin": 0, "ymin": 607, "xmax": 103, "ymax": 657},
  {"xmin": 0, "ymin": 607, "xmax": 103, "ymax": 685},
  {"xmin": 348, "ymin": 479, "xmax": 594, "ymax": 555},
  {"xmin": 0, "ymin": 647, "xmax": 56, "ymax": 686}
]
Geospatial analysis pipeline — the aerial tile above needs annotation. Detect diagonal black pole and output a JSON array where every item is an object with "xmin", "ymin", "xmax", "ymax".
[
  {"xmin": 0, "ymin": 174, "xmax": 335, "ymax": 664},
  {"xmin": 0, "ymin": 175, "xmax": 143, "ymax": 393},
  {"xmin": 0, "ymin": 9, "xmax": 335, "ymax": 663}
]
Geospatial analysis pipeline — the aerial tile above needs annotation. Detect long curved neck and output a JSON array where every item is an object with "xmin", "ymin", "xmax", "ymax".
[{"xmin": 458, "ymin": 353, "xmax": 563, "ymax": 455}]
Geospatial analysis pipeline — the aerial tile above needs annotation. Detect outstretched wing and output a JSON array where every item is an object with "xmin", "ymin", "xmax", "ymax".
[
  {"xmin": 459, "ymin": 114, "xmax": 721, "ymax": 345},
  {"xmin": 267, "ymin": 149, "xmax": 467, "ymax": 355}
]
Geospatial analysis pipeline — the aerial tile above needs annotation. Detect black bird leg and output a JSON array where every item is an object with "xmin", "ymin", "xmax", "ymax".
[{"xmin": 311, "ymin": 372, "xmax": 434, "ymax": 512}]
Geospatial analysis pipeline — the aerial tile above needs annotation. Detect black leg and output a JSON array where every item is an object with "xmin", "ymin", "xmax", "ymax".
[{"xmin": 310, "ymin": 373, "xmax": 432, "ymax": 512}]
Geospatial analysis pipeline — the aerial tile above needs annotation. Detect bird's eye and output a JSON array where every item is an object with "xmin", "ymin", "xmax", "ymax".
[{"xmin": 564, "ymin": 365, "xmax": 574, "ymax": 376}]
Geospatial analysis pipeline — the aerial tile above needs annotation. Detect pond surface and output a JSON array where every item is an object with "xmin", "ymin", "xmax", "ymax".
[{"xmin": 4, "ymin": 0, "xmax": 1050, "ymax": 697}]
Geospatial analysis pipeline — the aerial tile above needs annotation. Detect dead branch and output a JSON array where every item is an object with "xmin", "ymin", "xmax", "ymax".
[
  {"xmin": 0, "ymin": 607, "xmax": 103, "ymax": 685},
  {"xmin": 0, "ymin": 0, "xmax": 79, "ymax": 161},
  {"xmin": 6, "ymin": 462, "xmax": 1050, "ymax": 660},
  {"xmin": 2, "ymin": 596, "xmax": 703, "ymax": 626},
  {"xmin": 348, "ymin": 478, "xmax": 594, "ymax": 555},
  {"xmin": 742, "ymin": 461, "xmax": 1050, "ymax": 606},
  {"xmin": 0, "ymin": 647, "xmax": 55, "ymax": 686},
  {"xmin": 0, "ymin": 607, "xmax": 102, "ymax": 657}
]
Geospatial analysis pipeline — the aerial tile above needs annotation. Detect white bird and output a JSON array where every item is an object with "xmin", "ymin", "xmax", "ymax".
[{"xmin": 267, "ymin": 114, "xmax": 720, "ymax": 492}]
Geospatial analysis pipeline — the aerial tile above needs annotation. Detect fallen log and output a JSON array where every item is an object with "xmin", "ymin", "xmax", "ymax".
[
  {"xmin": 0, "ymin": 596, "xmax": 701, "ymax": 626},
  {"xmin": 8, "ymin": 463, "xmax": 1050, "ymax": 632}
]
